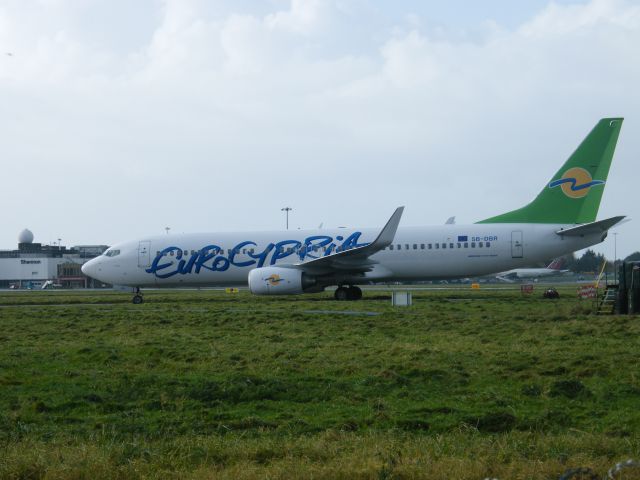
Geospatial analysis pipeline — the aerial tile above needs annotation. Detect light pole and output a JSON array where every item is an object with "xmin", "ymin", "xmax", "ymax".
[
  {"xmin": 281, "ymin": 207, "xmax": 292, "ymax": 230},
  {"xmin": 165, "ymin": 227, "xmax": 171, "ymax": 235},
  {"xmin": 613, "ymin": 232, "xmax": 618, "ymax": 284}
]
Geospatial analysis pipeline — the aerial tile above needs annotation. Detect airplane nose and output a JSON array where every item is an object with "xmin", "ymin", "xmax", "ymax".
[{"xmin": 82, "ymin": 259, "xmax": 98, "ymax": 278}]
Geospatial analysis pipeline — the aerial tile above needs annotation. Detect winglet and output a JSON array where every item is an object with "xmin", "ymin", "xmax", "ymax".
[
  {"xmin": 370, "ymin": 206, "xmax": 404, "ymax": 249},
  {"xmin": 292, "ymin": 206, "xmax": 404, "ymax": 273}
]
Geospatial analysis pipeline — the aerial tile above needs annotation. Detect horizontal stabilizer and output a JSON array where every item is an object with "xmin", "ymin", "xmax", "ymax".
[{"xmin": 556, "ymin": 216, "xmax": 626, "ymax": 236}]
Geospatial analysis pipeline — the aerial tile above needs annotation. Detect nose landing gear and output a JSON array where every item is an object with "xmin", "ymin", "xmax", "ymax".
[
  {"xmin": 334, "ymin": 285, "xmax": 363, "ymax": 301},
  {"xmin": 132, "ymin": 287, "xmax": 144, "ymax": 304}
]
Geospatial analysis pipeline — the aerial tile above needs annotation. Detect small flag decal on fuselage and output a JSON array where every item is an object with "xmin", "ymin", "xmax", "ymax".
[{"xmin": 457, "ymin": 235, "xmax": 468, "ymax": 242}]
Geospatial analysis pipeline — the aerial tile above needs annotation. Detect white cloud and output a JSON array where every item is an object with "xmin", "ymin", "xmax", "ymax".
[{"xmin": 264, "ymin": 0, "xmax": 329, "ymax": 34}]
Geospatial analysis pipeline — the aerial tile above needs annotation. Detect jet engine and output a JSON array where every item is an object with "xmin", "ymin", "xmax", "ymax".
[{"xmin": 248, "ymin": 267, "xmax": 318, "ymax": 295}]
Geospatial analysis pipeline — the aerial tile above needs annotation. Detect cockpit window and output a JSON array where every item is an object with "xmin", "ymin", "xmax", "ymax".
[{"xmin": 104, "ymin": 249, "xmax": 121, "ymax": 257}]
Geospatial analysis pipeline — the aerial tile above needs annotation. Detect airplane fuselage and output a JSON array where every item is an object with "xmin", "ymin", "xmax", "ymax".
[{"xmin": 82, "ymin": 223, "xmax": 604, "ymax": 288}]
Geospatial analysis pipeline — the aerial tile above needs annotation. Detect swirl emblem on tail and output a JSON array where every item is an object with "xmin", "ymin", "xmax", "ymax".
[{"xmin": 548, "ymin": 167, "xmax": 605, "ymax": 199}]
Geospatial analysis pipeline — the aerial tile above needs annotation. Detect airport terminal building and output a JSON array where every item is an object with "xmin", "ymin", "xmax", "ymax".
[{"xmin": 0, "ymin": 229, "xmax": 108, "ymax": 289}]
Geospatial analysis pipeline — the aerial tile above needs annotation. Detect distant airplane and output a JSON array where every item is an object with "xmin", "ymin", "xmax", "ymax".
[
  {"xmin": 495, "ymin": 258, "xmax": 569, "ymax": 282},
  {"xmin": 82, "ymin": 118, "xmax": 626, "ymax": 303}
]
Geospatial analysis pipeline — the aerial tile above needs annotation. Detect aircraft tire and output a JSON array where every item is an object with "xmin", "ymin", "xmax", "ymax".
[
  {"xmin": 132, "ymin": 294, "xmax": 144, "ymax": 305},
  {"xmin": 348, "ymin": 286, "xmax": 363, "ymax": 300},
  {"xmin": 334, "ymin": 287, "xmax": 348, "ymax": 301}
]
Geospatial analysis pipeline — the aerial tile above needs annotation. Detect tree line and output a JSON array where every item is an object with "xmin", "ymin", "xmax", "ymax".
[{"xmin": 554, "ymin": 250, "xmax": 640, "ymax": 274}]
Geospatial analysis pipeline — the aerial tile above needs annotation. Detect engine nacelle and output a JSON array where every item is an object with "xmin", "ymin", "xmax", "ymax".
[{"xmin": 248, "ymin": 267, "xmax": 317, "ymax": 295}]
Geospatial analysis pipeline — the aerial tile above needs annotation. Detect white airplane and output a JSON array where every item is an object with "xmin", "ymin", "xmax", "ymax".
[
  {"xmin": 82, "ymin": 118, "xmax": 626, "ymax": 303},
  {"xmin": 495, "ymin": 258, "xmax": 569, "ymax": 283}
]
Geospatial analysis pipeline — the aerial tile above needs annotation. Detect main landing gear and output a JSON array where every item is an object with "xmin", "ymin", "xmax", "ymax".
[
  {"xmin": 334, "ymin": 285, "xmax": 363, "ymax": 301},
  {"xmin": 132, "ymin": 287, "xmax": 144, "ymax": 304}
]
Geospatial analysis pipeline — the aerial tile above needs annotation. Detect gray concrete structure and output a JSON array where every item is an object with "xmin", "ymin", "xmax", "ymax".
[{"xmin": 0, "ymin": 230, "xmax": 108, "ymax": 289}]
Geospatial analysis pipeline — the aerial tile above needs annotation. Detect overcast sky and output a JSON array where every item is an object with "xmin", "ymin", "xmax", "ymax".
[{"xmin": 1, "ymin": 0, "xmax": 638, "ymax": 259}]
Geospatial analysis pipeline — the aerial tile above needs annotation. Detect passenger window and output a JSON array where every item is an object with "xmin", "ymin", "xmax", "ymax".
[
  {"xmin": 486, "ymin": 242, "xmax": 491, "ymax": 247},
  {"xmin": 428, "ymin": 244, "xmax": 432, "ymax": 249},
  {"xmin": 170, "ymin": 250, "xmax": 174, "ymax": 256},
  {"xmin": 449, "ymin": 243, "xmax": 454, "ymax": 249},
  {"xmin": 457, "ymin": 243, "xmax": 461, "ymax": 248},
  {"xmin": 390, "ymin": 245, "xmax": 394, "ymax": 250},
  {"xmin": 397, "ymin": 244, "xmax": 401, "ymax": 250},
  {"xmin": 420, "ymin": 244, "xmax": 425, "ymax": 249},
  {"xmin": 442, "ymin": 243, "xmax": 446, "ymax": 249},
  {"xmin": 464, "ymin": 243, "xmax": 469, "ymax": 248},
  {"xmin": 479, "ymin": 242, "xmax": 483, "ymax": 248},
  {"xmin": 471, "ymin": 242, "xmax": 476, "ymax": 248},
  {"xmin": 435, "ymin": 244, "xmax": 439, "ymax": 249},
  {"xmin": 405, "ymin": 244, "xmax": 409, "ymax": 250},
  {"xmin": 413, "ymin": 244, "xmax": 417, "ymax": 250}
]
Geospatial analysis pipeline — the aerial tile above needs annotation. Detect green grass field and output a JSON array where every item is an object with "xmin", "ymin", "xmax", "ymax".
[{"xmin": 1, "ymin": 286, "xmax": 639, "ymax": 479}]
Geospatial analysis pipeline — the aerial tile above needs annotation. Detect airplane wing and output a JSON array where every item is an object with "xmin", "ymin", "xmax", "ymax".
[
  {"xmin": 556, "ymin": 216, "xmax": 626, "ymax": 237},
  {"xmin": 495, "ymin": 271, "xmax": 517, "ymax": 283},
  {"xmin": 496, "ymin": 276, "xmax": 516, "ymax": 283},
  {"xmin": 293, "ymin": 207, "xmax": 404, "ymax": 275}
]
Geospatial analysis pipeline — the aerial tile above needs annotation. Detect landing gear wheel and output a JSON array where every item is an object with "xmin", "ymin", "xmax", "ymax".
[
  {"xmin": 132, "ymin": 294, "xmax": 144, "ymax": 305},
  {"xmin": 334, "ymin": 286, "xmax": 348, "ymax": 301},
  {"xmin": 348, "ymin": 286, "xmax": 362, "ymax": 300},
  {"xmin": 334, "ymin": 286, "xmax": 362, "ymax": 301}
]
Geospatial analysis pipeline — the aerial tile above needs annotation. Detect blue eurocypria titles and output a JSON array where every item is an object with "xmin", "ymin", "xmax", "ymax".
[{"xmin": 146, "ymin": 232, "xmax": 368, "ymax": 279}]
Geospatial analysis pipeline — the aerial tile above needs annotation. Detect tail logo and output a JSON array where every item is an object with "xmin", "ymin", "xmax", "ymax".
[
  {"xmin": 265, "ymin": 274, "xmax": 283, "ymax": 286},
  {"xmin": 548, "ymin": 167, "xmax": 605, "ymax": 199}
]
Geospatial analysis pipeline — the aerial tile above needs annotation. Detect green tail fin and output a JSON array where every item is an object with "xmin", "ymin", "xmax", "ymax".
[{"xmin": 477, "ymin": 118, "xmax": 623, "ymax": 224}]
